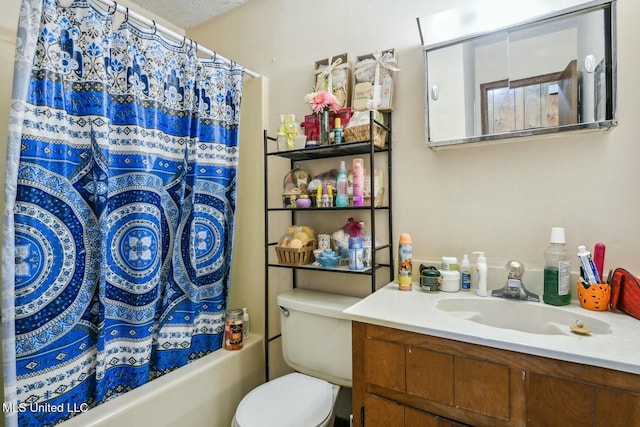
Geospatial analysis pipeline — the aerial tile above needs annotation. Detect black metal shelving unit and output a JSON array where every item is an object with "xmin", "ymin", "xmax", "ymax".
[{"xmin": 263, "ymin": 111, "xmax": 393, "ymax": 380}]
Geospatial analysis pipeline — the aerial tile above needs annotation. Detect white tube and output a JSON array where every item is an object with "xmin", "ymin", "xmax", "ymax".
[{"xmin": 577, "ymin": 245, "xmax": 601, "ymax": 285}]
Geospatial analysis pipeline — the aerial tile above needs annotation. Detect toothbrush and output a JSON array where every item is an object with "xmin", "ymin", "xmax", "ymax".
[{"xmin": 593, "ymin": 243, "xmax": 605, "ymax": 281}]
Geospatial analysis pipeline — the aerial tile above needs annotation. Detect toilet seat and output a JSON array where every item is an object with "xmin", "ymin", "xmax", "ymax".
[{"xmin": 235, "ymin": 372, "xmax": 335, "ymax": 427}]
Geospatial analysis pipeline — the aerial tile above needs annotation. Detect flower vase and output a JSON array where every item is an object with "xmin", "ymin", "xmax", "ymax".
[{"xmin": 319, "ymin": 110, "xmax": 330, "ymax": 145}]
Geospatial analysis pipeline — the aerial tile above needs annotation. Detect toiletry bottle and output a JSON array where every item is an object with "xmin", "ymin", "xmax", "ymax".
[
  {"xmin": 398, "ymin": 233, "xmax": 413, "ymax": 291},
  {"xmin": 242, "ymin": 308, "xmax": 250, "ymax": 340},
  {"xmin": 352, "ymin": 158, "xmax": 364, "ymax": 207},
  {"xmin": 316, "ymin": 185, "xmax": 322, "ymax": 208},
  {"xmin": 362, "ymin": 228, "xmax": 372, "ymax": 268},
  {"xmin": 321, "ymin": 184, "xmax": 330, "ymax": 207},
  {"xmin": 441, "ymin": 256, "xmax": 459, "ymax": 271},
  {"xmin": 460, "ymin": 254, "xmax": 471, "ymax": 291},
  {"xmin": 474, "ymin": 252, "xmax": 488, "ymax": 296},
  {"xmin": 440, "ymin": 270, "xmax": 460, "ymax": 292},
  {"xmin": 333, "ymin": 117, "xmax": 343, "ymax": 144},
  {"xmin": 357, "ymin": 221, "xmax": 372, "ymax": 268},
  {"xmin": 543, "ymin": 227, "xmax": 571, "ymax": 306},
  {"xmin": 336, "ymin": 160, "xmax": 349, "ymax": 207},
  {"xmin": 349, "ymin": 236, "xmax": 364, "ymax": 271}
]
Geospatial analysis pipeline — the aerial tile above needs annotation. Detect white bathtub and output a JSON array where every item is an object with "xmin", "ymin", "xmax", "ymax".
[{"xmin": 58, "ymin": 335, "xmax": 264, "ymax": 427}]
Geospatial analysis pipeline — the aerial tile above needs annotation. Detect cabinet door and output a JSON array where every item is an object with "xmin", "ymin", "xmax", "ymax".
[
  {"xmin": 364, "ymin": 393, "xmax": 404, "ymax": 427},
  {"xmin": 526, "ymin": 372, "xmax": 592, "ymax": 426},
  {"xmin": 406, "ymin": 346, "xmax": 454, "ymax": 405},
  {"xmin": 364, "ymin": 338, "xmax": 405, "ymax": 392},
  {"xmin": 595, "ymin": 387, "xmax": 640, "ymax": 426},
  {"xmin": 454, "ymin": 356, "xmax": 510, "ymax": 421}
]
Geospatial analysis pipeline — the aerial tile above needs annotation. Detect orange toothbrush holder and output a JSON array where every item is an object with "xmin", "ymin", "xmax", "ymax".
[{"xmin": 577, "ymin": 280, "xmax": 610, "ymax": 311}]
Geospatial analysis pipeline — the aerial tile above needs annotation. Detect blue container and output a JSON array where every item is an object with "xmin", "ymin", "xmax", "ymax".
[{"xmin": 349, "ymin": 237, "xmax": 364, "ymax": 270}]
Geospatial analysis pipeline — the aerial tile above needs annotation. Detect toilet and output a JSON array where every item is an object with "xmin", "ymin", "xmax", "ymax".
[{"xmin": 232, "ymin": 288, "xmax": 361, "ymax": 427}]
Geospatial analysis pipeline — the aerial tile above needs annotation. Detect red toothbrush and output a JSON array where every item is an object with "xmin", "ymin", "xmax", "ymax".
[{"xmin": 593, "ymin": 243, "xmax": 605, "ymax": 281}]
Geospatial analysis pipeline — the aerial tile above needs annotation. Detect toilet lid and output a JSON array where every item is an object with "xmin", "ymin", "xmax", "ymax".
[{"xmin": 236, "ymin": 373, "xmax": 334, "ymax": 427}]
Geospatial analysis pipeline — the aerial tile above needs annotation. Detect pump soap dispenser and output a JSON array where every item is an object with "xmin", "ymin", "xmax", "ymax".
[{"xmin": 474, "ymin": 252, "xmax": 488, "ymax": 296}]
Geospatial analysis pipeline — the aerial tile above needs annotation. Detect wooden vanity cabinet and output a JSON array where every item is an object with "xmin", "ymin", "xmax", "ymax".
[{"xmin": 352, "ymin": 322, "xmax": 640, "ymax": 427}]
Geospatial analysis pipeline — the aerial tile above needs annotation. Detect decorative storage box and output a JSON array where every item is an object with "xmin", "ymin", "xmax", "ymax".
[
  {"xmin": 277, "ymin": 135, "xmax": 306, "ymax": 151},
  {"xmin": 343, "ymin": 111, "xmax": 387, "ymax": 147},
  {"xmin": 276, "ymin": 114, "xmax": 306, "ymax": 151},
  {"xmin": 314, "ymin": 53, "xmax": 351, "ymax": 109},
  {"xmin": 352, "ymin": 48, "xmax": 398, "ymax": 112},
  {"xmin": 344, "ymin": 122, "xmax": 387, "ymax": 147}
]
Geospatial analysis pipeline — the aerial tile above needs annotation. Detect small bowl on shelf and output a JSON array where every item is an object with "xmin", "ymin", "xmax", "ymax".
[{"xmin": 316, "ymin": 249, "xmax": 341, "ymax": 269}]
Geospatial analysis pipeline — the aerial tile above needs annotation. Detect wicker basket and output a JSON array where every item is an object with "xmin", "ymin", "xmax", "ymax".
[
  {"xmin": 275, "ymin": 240, "xmax": 317, "ymax": 265},
  {"xmin": 344, "ymin": 122, "xmax": 387, "ymax": 148}
]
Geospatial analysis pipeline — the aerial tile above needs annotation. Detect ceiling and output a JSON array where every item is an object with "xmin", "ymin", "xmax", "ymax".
[{"xmin": 127, "ymin": 0, "xmax": 249, "ymax": 29}]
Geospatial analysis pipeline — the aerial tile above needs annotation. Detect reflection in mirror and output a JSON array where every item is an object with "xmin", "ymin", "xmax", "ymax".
[{"xmin": 420, "ymin": 1, "xmax": 617, "ymax": 148}]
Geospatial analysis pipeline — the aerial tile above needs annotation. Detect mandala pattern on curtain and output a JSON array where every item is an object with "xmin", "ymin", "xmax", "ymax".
[{"xmin": 3, "ymin": 0, "xmax": 244, "ymax": 426}]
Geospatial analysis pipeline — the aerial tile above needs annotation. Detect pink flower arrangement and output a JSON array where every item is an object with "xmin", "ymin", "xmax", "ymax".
[{"xmin": 305, "ymin": 90, "xmax": 339, "ymax": 115}]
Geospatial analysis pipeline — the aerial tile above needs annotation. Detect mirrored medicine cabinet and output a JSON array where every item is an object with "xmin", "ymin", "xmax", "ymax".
[{"xmin": 418, "ymin": 0, "xmax": 617, "ymax": 149}]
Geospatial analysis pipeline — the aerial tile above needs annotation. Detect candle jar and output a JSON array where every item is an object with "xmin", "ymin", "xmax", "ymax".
[
  {"xmin": 296, "ymin": 194, "xmax": 311, "ymax": 208},
  {"xmin": 224, "ymin": 309, "xmax": 244, "ymax": 350}
]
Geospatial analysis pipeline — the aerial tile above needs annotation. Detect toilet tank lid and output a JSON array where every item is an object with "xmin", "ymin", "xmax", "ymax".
[{"xmin": 277, "ymin": 289, "xmax": 361, "ymax": 319}]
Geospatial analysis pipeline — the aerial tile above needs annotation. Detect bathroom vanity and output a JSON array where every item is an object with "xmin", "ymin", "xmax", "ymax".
[{"xmin": 344, "ymin": 283, "xmax": 640, "ymax": 426}]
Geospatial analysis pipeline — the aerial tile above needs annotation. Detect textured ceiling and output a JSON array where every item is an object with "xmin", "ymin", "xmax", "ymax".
[{"xmin": 127, "ymin": 0, "xmax": 249, "ymax": 29}]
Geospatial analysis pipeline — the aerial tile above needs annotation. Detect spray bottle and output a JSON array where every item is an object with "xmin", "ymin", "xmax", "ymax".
[
  {"xmin": 398, "ymin": 233, "xmax": 413, "ymax": 291},
  {"xmin": 474, "ymin": 252, "xmax": 488, "ymax": 296},
  {"xmin": 336, "ymin": 160, "xmax": 349, "ymax": 207}
]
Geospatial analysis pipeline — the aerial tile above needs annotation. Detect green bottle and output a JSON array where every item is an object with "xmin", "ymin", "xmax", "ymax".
[{"xmin": 543, "ymin": 227, "xmax": 571, "ymax": 306}]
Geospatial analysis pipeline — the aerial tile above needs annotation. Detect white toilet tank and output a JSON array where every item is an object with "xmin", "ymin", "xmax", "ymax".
[{"xmin": 277, "ymin": 289, "xmax": 361, "ymax": 388}]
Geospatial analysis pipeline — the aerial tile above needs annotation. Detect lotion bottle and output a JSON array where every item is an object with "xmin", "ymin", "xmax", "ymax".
[
  {"xmin": 474, "ymin": 252, "xmax": 488, "ymax": 296},
  {"xmin": 352, "ymin": 158, "xmax": 364, "ymax": 207},
  {"xmin": 460, "ymin": 254, "xmax": 471, "ymax": 291}
]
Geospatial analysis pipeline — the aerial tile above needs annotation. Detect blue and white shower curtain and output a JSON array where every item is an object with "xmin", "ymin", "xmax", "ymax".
[{"xmin": 2, "ymin": 1, "xmax": 244, "ymax": 426}]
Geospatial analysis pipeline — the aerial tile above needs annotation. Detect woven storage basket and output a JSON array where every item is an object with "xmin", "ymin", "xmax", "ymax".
[
  {"xmin": 344, "ymin": 122, "xmax": 387, "ymax": 148},
  {"xmin": 275, "ymin": 240, "xmax": 317, "ymax": 265}
]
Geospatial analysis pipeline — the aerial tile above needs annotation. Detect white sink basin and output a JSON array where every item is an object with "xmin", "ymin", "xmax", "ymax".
[{"xmin": 436, "ymin": 298, "xmax": 612, "ymax": 335}]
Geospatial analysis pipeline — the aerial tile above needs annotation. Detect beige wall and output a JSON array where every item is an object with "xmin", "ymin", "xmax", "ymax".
[
  {"xmin": 191, "ymin": 0, "xmax": 640, "ymax": 275},
  {"xmin": 189, "ymin": 0, "xmax": 640, "ymax": 378}
]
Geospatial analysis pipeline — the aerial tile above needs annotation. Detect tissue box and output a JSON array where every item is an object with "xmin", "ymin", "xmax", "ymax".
[
  {"xmin": 314, "ymin": 53, "xmax": 351, "ymax": 109},
  {"xmin": 352, "ymin": 48, "xmax": 398, "ymax": 112}
]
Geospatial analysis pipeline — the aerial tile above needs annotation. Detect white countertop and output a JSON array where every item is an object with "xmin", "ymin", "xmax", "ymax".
[{"xmin": 343, "ymin": 282, "xmax": 640, "ymax": 375}]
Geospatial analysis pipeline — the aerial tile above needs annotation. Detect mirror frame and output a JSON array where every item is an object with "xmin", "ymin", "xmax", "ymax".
[{"xmin": 419, "ymin": 0, "xmax": 617, "ymax": 149}]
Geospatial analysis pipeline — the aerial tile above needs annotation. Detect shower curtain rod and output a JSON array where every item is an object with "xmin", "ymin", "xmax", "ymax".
[{"xmin": 92, "ymin": 0, "xmax": 260, "ymax": 78}]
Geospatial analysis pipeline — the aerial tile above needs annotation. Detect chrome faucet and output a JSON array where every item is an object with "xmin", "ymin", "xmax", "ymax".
[{"xmin": 491, "ymin": 260, "xmax": 540, "ymax": 302}]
